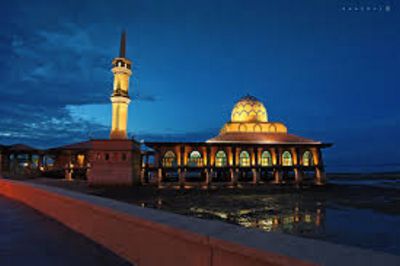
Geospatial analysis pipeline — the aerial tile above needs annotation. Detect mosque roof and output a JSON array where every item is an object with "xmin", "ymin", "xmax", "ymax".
[{"xmin": 206, "ymin": 132, "xmax": 321, "ymax": 144}]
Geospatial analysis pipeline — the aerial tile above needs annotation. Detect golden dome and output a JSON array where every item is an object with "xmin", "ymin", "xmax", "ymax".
[{"xmin": 231, "ymin": 95, "xmax": 268, "ymax": 123}]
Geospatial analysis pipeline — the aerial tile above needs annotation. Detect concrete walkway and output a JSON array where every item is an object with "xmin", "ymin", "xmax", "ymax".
[{"xmin": 0, "ymin": 195, "xmax": 132, "ymax": 266}]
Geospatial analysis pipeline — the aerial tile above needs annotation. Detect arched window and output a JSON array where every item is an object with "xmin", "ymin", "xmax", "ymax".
[
  {"xmin": 302, "ymin": 151, "xmax": 313, "ymax": 166},
  {"xmin": 188, "ymin": 150, "xmax": 203, "ymax": 167},
  {"xmin": 162, "ymin": 151, "xmax": 177, "ymax": 168},
  {"xmin": 282, "ymin": 151, "xmax": 292, "ymax": 166},
  {"xmin": 260, "ymin": 151, "xmax": 272, "ymax": 166},
  {"xmin": 215, "ymin": 150, "xmax": 227, "ymax": 167},
  {"xmin": 239, "ymin": 150, "xmax": 250, "ymax": 167}
]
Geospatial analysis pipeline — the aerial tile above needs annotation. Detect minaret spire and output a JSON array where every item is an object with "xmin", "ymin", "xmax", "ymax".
[
  {"xmin": 110, "ymin": 31, "xmax": 132, "ymax": 140},
  {"xmin": 119, "ymin": 31, "xmax": 126, "ymax": 58}
]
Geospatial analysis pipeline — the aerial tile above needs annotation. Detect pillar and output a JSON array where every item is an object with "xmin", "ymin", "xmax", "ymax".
[
  {"xmin": 178, "ymin": 168, "xmax": 185, "ymax": 187},
  {"xmin": 252, "ymin": 168, "xmax": 259, "ymax": 184},
  {"xmin": 140, "ymin": 168, "xmax": 145, "ymax": 185},
  {"xmin": 273, "ymin": 168, "xmax": 281, "ymax": 184},
  {"xmin": 316, "ymin": 208, "xmax": 322, "ymax": 226},
  {"xmin": 294, "ymin": 167, "xmax": 302, "ymax": 184},
  {"xmin": 230, "ymin": 168, "xmax": 238, "ymax": 186},
  {"xmin": 180, "ymin": 145, "xmax": 185, "ymax": 168},
  {"xmin": 204, "ymin": 169, "xmax": 210, "ymax": 186},
  {"xmin": 232, "ymin": 146, "xmax": 237, "ymax": 166},
  {"xmin": 315, "ymin": 148, "xmax": 326, "ymax": 185},
  {"xmin": 206, "ymin": 146, "xmax": 211, "ymax": 168},
  {"xmin": 157, "ymin": 168, "xmax": 163, "ymax": 188},
  {"xmin": 251, "ymin": 147, "xmax": 256, "ymax": 167},
  {"xmin": 315, "ymin": 167, "xmax": 326, "ymax": 185},
  {"xmin": 65, "ymin": 162, "xmax": 73, "ymax": 181},
  {"xmin": 154, "ymin": 151, "xmax": 160, "ymax": 169},
  {"xmin": 273, "ymin": 148, "xmax": 280, "ymax": 166}
]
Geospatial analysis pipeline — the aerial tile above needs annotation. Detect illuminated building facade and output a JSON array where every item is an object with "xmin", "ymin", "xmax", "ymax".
[{"xmin": 143, "ymin": 95, "xmax": 332, "ymax": 187}]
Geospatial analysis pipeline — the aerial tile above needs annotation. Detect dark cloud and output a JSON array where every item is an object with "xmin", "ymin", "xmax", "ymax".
[{"xmin": 0, "ymin": 13, "xmax": 114, "ymax": 147}]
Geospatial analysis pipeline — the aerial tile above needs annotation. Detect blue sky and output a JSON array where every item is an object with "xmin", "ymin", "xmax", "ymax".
[{"xmin": 0, "ymin": 0, "xmax": 399, "ymax": 172}]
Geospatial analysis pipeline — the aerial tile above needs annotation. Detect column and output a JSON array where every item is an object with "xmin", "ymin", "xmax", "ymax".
[
  {"xmin": 65, "ymin": 162, "xmax": 73, "ymax": 181},
  {"xmin": 315, "ymin": 167, "xmax": 326, "ymax": 185},
  {"xmin": 251, "ymin": 147, "xmax": 256, "ymax": 167},
  {"xmin": 294, "ymin": 148, "xmax": 302, "ymax": 184},
  {"xmin": 231, "ymin": 146, "xmax": 238, "ymax": 186},
  {"xmin": 294, "ymin": 168, "xmax": 302, "ymax": 184},
  {"xmin": 140, "ymin": 168, "xmax": 146, "ymax": 185},
  {"xmin": 154, "ymin": 149, "xmax": 160, "ymax": 169},
  {"xmin": 206, "ymin": 146, "xmax": 211, "ymax": 168},
  {"xmin": 252, "ymin": 168, "xmax": 259, "ymax": 184},
  {"xmin": 180, "ymin": 145, "xmax": 185, "ymax": 168},
  {"xmin": 204, "ymin": 169, "xmax": 210, "ymax": 187},
  {"xmin": 315, "ymin": 149, "xmax": 326, "ymax": 185},
  {"xmin": 232, "ymin": 146, "xmax": 237, "ymax": 167},
  {"xmin": 157, "ymin": 168, "xmax": 163, "ymax": 188},
  {"xmin": 230, "ymin": 168, "xmax": 238, "ymax": 186},
  {"xmin": 178, "ymin": 168, "xmax": 185, "ymax": 188},
  {"xmin": 257, "ymin": 147, "xmax": 262, "ymax": 167},
  {"xmin": 274, "ymin": 148, "xmax": 281, "ymax": 166},
  {"xmin": 273, "ymin": 148, "xmax": 281, "ymax": 184},
  {"xmin": 273, "ymin": 169, "xmax": 281, "ymax": 184}
]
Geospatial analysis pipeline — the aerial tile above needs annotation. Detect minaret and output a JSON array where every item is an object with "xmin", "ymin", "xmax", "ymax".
[{"xmin": 110, "ymin": 31, "xmax": 132, "ymax": 139}]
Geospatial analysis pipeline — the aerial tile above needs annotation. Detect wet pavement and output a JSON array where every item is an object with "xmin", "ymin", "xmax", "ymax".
[{"xmin": 0, "ymin": 195, "xmax": 132, "ymax": 266}]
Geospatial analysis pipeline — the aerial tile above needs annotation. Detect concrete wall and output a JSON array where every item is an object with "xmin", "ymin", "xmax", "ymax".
[
  {"xmin": 0, "ymin": 178, "xmax": 399, "ymax": 266},
  {"xmin": 87, "ymin": 140, "xmax": 141, "ymax": 186}
]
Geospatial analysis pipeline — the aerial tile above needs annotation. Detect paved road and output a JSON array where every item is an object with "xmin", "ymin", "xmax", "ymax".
[{"xmin": 0, "ymin": 195, "xmax": 132, "ymax": 266}]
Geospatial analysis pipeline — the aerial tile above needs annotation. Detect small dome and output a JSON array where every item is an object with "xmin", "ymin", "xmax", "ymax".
[{"xmin": 231, "ymin": 95, "xmax": 268, "ymax": 123}]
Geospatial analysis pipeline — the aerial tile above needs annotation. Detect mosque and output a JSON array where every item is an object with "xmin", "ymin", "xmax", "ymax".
[
  {"xmin": 144, "ymin": 94, "xmax": 331, "ymax": 186},
  {"xmin": 0, "ymin": 32, "xmax": 331, "ymax": 187}
]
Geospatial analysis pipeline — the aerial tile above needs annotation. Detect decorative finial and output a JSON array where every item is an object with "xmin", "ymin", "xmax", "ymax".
[{"xmin": 119, "ymin": 31, "xmax": 126, "ymax": 58}]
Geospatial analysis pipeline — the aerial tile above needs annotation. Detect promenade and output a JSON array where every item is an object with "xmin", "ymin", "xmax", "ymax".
[{"xmin": 0, "ymin": 195, "xmax": 131, "ymax": 266}]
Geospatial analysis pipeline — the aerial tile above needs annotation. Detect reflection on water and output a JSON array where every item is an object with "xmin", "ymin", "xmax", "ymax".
[
  {"xmin": 136, "ymin": 186, "xmax": 400, "ymax": 256},
  {"xmin": 189, "ymin": 205, "xmax": 324, "ymax": 236},
  {"xmin": 138, "ymin": 195, "xmax": 327, "ymax": 238}
]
